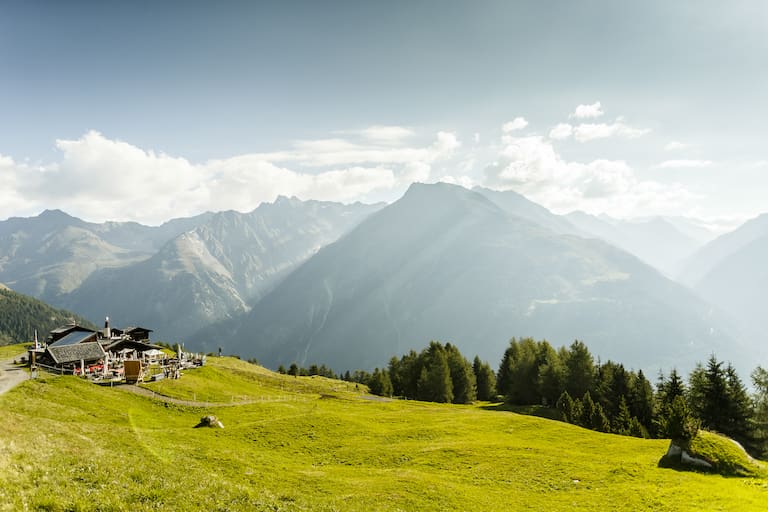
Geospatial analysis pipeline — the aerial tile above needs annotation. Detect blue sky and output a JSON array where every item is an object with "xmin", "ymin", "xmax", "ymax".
[{"xmin": 1, "ymin": 1, "xmax": 766, "ymax": 226}]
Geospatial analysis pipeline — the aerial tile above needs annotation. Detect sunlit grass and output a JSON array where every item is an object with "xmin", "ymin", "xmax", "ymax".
[
  {"xmin": 1, "ymin": 356, "xmax": 766, "ymax": 511},
  {"xmin": 0, "ymin": 342, "xmax": 28, "ymax": 360}
]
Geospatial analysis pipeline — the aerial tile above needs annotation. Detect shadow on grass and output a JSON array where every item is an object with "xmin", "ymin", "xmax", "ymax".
[{"xmin": 479, "ymin": 402, "xmax": 562, "ymax": 421}]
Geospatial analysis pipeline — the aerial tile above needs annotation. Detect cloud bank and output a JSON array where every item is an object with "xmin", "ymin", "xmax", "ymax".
[
  {"xmin": 0, "ymin": 103, "xmax": 708, "ymax": 224},
  {"xmin": 485, "ymin": 132, "xmax": 694, "ymax": 217},
  {"xmin": 2, "ymin": 128, "xmax": 459, "ymax": 224}
]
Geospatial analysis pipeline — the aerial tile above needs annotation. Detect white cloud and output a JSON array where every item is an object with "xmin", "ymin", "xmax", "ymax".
[
  {"xmin": 484, "ymin": 134, "xmax": 694, "ymax": 217},
  {"xmin": 399, "ymin": 161, "xmax": 432, "ymax": 184},
  {"xmin": 573, "ymin": 121, "xmax": 650, "ymax": 142},
  {"xmin": 2, "ymin": 129, "xmax": 462, "ymax": 224},
  {"xmin": 657, "ymin": 159, "xmax": 713, "ymax": 169},
  {"xmin": 502, "ymin": 117, "xmax": 529, "ymax": 132},
  {"xmin": 0, "ymin": 154, "xmax": 37, "ymax": 220},
  {"xmin": 360, "ymin": 125, "xmax": 415, "ymax": 143},
  {"xmin": 548, "ymin": 123, "xmax": 573, "ymax": 140},
  {"xmin": 664, "ymin": 141, "xmax": 689, "ymax": 151},
  {"xmin": 572, "ymin": 101, "xmax": 604, "ymax": 119},
  {"xmin": 257, "ymin": 131, "xmax": 459, "ymax": 167},
  {"xmin": 439, "ymin": 174, "xmax": 476, "ymax": 189}
]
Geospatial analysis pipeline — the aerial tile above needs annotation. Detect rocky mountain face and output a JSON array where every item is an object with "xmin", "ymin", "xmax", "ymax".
[
  {"xmin": 63, "ymin": 198, "xmax": 382, "ymax": 341},
  {"xmin": 0, "ymin": 209, "xmax": 213, "ymax": 301},
  {"xmin": 206, "ymin": 183, "xmax": 738, "ymax": 374}
]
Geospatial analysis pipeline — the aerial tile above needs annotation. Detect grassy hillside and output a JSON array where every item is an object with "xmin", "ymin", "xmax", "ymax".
[
  {"xmin": 0, "ymin": 342, "xmax": 29, "ymax": 360},
  {"xmin": 1, "ymin": 357, "xmax": 766, "ymax": 511},
  {"xmin": 0, "ymin": 287, "xmax": 95, "ymax": 346}
]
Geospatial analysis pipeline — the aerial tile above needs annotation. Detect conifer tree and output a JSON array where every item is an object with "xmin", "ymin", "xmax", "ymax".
[
  {"xmin": 556, "ymin": 391, "xmax": 575, "ymax": 423},
  {"xmin": 751, "ymin": 366, "xmax": 768, "ymax": 457},
  {"xmin": 368, "ymin": 368, "xmax": 394, "ymax": 397},
  {"xmin": 663, "ymin": 395, "xmax": 699, "ymax": 442},
  {"xmin": 722, "ymin": 363, "xmax": 754, "ymax": 449},
  {"xmin": 613, "ymin": 396, "xmax": 633, "ymax": 435},
  {"xmin": 445, "ymin": 343, "xmax": 476, "ymax": 404},
  {"xmin": 473, "ymin": 356, "xmax": 497, "ymax": 401},
  {"xmin": 629, "ymin": 369, "xmax": 654, "ymax": 430},
  {"xmin": 416, "ymin": 342, "xmax": 453, "ymax": 403},
  {"xmin": 580, "ymin": 391, "xmax": 597, "ymax": 428},
  {"xmin": 537, "ymin": 341, "xmax": 564, "ymax": 406},
  {"xmin": 564, "ymin": 341, "xmax": 594, "ymax": 400}
]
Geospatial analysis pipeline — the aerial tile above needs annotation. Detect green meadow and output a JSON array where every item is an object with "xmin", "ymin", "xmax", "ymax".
[{"xmin": 1, "ymin": 352, "xmax": 767, "ymax": 511}]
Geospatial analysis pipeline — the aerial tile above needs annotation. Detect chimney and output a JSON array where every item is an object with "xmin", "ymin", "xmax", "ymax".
[{"xmin": 104, "ymin": 316, "xmax": 111, "ymax": 339}]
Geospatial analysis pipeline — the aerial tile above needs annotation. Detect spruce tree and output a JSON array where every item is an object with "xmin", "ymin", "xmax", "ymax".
[
  {"xmin": 613, "ymin": 396, "xmax": 633, "ymax": 435},
  {"xmin": 723, "ymin": 363, "xmax": 754, "ymax": 449},
  {"xmin": 537, "ymin": 341, "xmax": 564, "ymax": 406},
  {"xmin": 556, "ymin": 391, "xmax": 575, "ymax": 423},
  {"xmin": 663, "ymin": 395, "xmax": 699, "ymax": 442},
  {"xmin": 473, "ymin": 356, "xmax": 497, "ymax": 401},
  {"xmin": 751, "ymin": 366, "xmax": 768, "ymax": 457},
  {"xmin": 580, "ymin": 391, "xmax": 597, "ymax": 428},
  {"xmin": 564, "ymin": 341, "xmax": 594, "ymax": 400},
  {"xmin": 445, "ymin": 343, "xmax": 476, "ymax": 404},
  {"xmin": 368, "ymin": 368, "xmax": 393, "ymax": 397},
  {"xmin": 416, "ymin": 342, "xmax": 453, "ymax": 403},
  {"xmin": 629, "ymin": 370, "xmax": 654, "ymax": 430}
]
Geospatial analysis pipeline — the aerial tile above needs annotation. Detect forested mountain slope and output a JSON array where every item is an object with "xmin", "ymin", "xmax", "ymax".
[{"xmin": 0, "ymin": 285, "xmax": 94, "ymax": 346}]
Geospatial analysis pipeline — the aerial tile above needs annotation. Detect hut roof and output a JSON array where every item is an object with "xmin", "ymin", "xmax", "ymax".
[
  {"xmin": 47, "ymin": 341, "xmax": 105, "ymax": 365},
  {"xmin": 49, "ymin": 330, "xmax": 98, "ymax": 346},
  {"xmin": 105, "ymin": 338, "xmax": 163, "ymax": 353},
  {"xmin": 49, "ymin": 324, "xmax": 97, "ymax": 342}
]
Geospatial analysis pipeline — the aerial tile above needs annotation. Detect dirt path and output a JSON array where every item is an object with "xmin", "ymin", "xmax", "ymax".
[
  {"xmin": 0, "ymin": 357, "xmax": 28, "ymax": 396},
  {"xmin": 115, "ymin": 385, "xmax": 256, "ymax": 407}
]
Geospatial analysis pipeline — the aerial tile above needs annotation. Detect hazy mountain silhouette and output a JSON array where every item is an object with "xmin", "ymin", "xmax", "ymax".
[
  {"xmin": 207, "ymin": 183, "xmax": 737, "ymax": 373},
  {"xmin": 692, "ymin": 221, "xmax": 768, "ymax": 359},
  {"xmin": 679, "ymin": 213, "xmax": 768, "ymax": 287},
  {"xmin": 565, "ymin": 212, "xmax": 704, "ymax": 276}
]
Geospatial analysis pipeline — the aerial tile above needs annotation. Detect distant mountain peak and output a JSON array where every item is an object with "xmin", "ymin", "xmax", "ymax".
[
  {"xmin": 273, "ymin": 195, "xmax": 302, "ymax": 206},
  {"xmin": 38, "ymin": 209, "xmax": 78, "ymax": 221}
]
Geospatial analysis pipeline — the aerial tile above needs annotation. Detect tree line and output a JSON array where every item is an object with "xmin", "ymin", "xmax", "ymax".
[
  {"xmin": 499, "ymin": 337, "xmax": 768, "ymax": 456},
  {"xmin": 320, "ymin": 336, "xmax": 768, "ymax": 458}
]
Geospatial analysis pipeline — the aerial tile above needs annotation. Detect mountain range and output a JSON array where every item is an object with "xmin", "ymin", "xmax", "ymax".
[
  {"xmin": 195, "ymin": 183, "xmax": 740, "ymax": 374},
  {"xmin": 62, "ymin": 198, "xmax": 381, "ymax": 340},
  {"xmin": 0, "ymin": 183, "xmax": 763, "ymax": 374}
]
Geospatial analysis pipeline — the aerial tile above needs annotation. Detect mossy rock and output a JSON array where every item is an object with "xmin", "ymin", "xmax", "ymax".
[{"xmin": 659, "ymin": 430, "xmax": 766, "ymax": 477}]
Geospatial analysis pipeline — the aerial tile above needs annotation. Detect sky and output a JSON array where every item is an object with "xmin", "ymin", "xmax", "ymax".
[{"xmin": 1, "ymin": 1, "xmax": 766, "ymax": 228}]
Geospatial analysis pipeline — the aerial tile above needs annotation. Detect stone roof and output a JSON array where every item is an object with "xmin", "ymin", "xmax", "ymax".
[{"xmin": 47, "ymin": 341, "xmax": 105, "ymax": 365}]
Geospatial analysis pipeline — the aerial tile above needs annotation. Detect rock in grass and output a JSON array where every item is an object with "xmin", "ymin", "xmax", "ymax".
[{"xmin": 194, "ymin": 415, "xmax": 224, "ymax": 429}]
